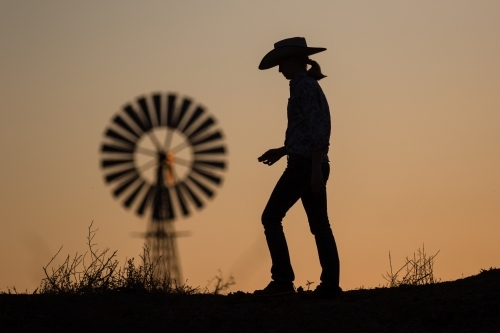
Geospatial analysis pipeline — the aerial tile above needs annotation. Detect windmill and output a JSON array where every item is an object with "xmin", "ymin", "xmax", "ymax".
[{"xmin": 99, "ymin": 92, "xmax": 227, "ymax": 283}]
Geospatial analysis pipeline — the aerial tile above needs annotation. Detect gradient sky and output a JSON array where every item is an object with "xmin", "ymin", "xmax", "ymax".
[{"xmin": 1, "ymin": 0, "xmax": 499, "ymax": 292}]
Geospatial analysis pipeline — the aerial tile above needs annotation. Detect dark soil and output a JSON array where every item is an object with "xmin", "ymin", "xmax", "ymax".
[{"xmin": 1, "ymin": 268, "xmax": 499, "ymax": 333}]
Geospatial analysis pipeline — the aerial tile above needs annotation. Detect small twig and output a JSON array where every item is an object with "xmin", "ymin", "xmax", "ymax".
[{"xmin": 305, "ymin": 280, "xmax": 315, "ymax": 291}]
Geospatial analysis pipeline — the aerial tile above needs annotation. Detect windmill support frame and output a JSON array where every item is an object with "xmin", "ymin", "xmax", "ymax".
[{"xmin": 146, "ymin": 151, "xmax": 183, "ymax": 284}]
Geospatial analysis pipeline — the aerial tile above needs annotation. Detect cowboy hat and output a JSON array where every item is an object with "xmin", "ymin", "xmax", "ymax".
[{"xmin": 258, "ymin": 37, "xmax": 326, "ymax": 70}]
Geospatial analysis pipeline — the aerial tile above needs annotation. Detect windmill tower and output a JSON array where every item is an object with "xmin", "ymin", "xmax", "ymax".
[{"xmin": 100, "ymin": 92, "xmax": 227, "ymax": 283}]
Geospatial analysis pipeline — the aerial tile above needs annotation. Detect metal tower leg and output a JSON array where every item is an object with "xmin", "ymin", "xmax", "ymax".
[{"xmin": 146, "ymin": 218, "xmax": 183, "ymax": 285}]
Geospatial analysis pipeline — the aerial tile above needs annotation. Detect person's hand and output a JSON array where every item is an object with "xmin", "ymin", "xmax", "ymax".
[
  {"xmin": 258, "ymin": 147, "xmax": 286, "ymax": 166},
  {"xmin": 311, "ymin": 169, "xmax": 326, "ymax": 197}
]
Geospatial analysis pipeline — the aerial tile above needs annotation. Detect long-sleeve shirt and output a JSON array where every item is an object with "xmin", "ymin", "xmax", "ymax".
[{"xmin": 284, "ymin": 73, "xmax": 331, "ymax": 160}]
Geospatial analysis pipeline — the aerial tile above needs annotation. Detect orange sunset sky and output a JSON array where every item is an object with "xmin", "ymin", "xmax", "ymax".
[{"xmin": 1, "ymin": 0, "xmax": 499, "ymax": 292}]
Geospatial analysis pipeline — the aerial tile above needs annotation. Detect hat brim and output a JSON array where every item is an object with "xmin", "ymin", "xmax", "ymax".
[{"xmin": 259, "ymin": 46, "xmax": 326, "ymax": 70}]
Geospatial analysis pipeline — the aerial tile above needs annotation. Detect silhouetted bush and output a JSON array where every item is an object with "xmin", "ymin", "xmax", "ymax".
[
  {"xmin": 383, "ymin": 244, "xmax": 440, "ymax": 287},
  {"xmin": 38, "ymin": 222, "xmax": 233, "ymax": 295}
]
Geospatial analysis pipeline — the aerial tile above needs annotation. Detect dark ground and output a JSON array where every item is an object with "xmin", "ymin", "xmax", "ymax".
[{"xmin": 1, "ymin": 268, "xmax": 499, "ymax": 333}]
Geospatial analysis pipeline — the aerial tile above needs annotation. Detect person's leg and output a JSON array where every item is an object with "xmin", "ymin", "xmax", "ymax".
[
  {"xmin": 301, "ymin": 162, "xmax": 340, "ymax": 288},
  {"xmin": 261, "ymin": 157, "xmax": 310, "ymax": 285}
]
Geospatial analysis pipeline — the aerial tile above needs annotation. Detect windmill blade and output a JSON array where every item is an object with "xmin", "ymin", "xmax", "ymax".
[
  {"xmin": 113, "ymin": 174, "xmax": 140, "ymax": 197},
  {"xmin": 113, "ymin": 115, "xmax": 140, "ymax": 138},
  {"xmin": 105, "ymin": 167, "xmax": 137, "ymax": 183},
  {"xmin": 166, "ymin": 94, "xmax": 177, "ymax": 128},
  {"xmin": 105, "ymin": 129, "xmax": 136, "ymax": 146},
  {"xmin": 137, "ymin": 184, "xmax": 155, "ymax": 216},
  {"xmin": 101, "ymin": 144, "xmax": 134, "ymax": 155},
  {"xmin": 137, "ymin": 97, "xmax": 154, "ymax": 130},
  {"xmin": 174, "ymin": 184, "xmax": 190, "ymax": 216},
  {"xmin": 124, "ymin": 180, "xmax": 146, "ymax": 208},
  {"xmin": 187, "ymin": 117, "xmax": 215, "ymax": 140},
  {"xmin": 194, "ymin": 146, "xmax": 226, "ymax": 155},
  {"xmin": 191, "ymin": 131, "xmax": 223, "ymax": 147},
  {"xmin": 124, "ymin": 104, "xmax": 148, "ymax": 133},
  {"xmin": 126, "ymin": 102, "xmax": 162, "ymax": 150},
  {"xmin": 193, "ymin": 160, "xmax": 226, "ymax": 170},
  {"xmin": 192, "ymin": 167, "xmax": 222, "ymax": 185},
  {"xmin": 152, "ymin": 94, "xmax": 162, "ymax": 126},
  {"xmin": 173, "ymin": 98, "xmax": 192, "ymax": 129},
  {"xmin": 101, "ymin": 159, "xmax": 134, "ymax": 168},
  {"xmin": 181, "ymin": 106, "xmax": 204, "ymax": 134},
  {"xmin": 188, "ymin": 175, "xmax": 214, "ymax": 198},
  {"xmin": 180, "ymin": 182, "xmax": 203, "ymax": 208}
]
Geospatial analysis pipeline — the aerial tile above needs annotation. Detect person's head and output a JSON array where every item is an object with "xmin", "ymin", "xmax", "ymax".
[
  {"xmin": 259, "ymin": 37, "xmax": 327, "ymax": 81},
  {"xmin": 278, "ymin": 54, "xmax": 326, "ymax": 81}
]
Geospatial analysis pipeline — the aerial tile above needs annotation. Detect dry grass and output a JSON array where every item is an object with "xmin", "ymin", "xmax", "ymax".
[
  {"xmin": 205, "ymin": 269, "xmax": 236, "ymax": 295},
  {"xmin": 382, "ymin": 244, "xmax": 440, "ymax": 287},
  {"xmin": 37, "ymin": 222, "xmax": 232, "ymax": 295}
]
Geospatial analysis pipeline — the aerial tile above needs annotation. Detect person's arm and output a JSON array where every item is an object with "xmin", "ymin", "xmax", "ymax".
[
  {"xmin": 311, "ymin": 149, "xmax": 325, "ymax": 196},
  {"xmin": 294, "ymin": 80, "xmax": 330, "ymax": 195},
  {"xmin": 258, "ymin": 146, "xmax": 287, "ymax": 166}
]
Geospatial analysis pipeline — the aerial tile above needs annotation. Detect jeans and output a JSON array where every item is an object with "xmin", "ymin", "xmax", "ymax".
[{"xmin": 261, "ymin": 154, "xmax": 340, "ymax": 287}]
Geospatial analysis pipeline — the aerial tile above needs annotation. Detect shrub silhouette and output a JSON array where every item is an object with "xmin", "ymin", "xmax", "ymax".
[
  {"xmin": 38, "ymin": 222, "xmax": 233, "ymax": 295},
  {"xmin": 383, "ymin": 244, "xmax": 440, "ymax": 287}
]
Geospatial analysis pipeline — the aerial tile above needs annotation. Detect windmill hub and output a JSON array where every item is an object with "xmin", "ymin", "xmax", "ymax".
[{"xmin": 158, "ymin": 151, "xmax": 166, "ymax": 161}]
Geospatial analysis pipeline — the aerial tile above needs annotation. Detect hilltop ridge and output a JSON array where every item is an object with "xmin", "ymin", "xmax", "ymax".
[{"xmin": 1, "ymin": 268, "xmax": 499, "ymax": 332}]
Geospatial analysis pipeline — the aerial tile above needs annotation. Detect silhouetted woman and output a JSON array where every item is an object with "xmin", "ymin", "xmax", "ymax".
[{"xmin": 254, "ymin": 37, "xmax": 341, "ymax": 299}]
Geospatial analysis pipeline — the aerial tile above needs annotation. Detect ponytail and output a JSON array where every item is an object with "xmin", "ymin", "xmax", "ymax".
[
  {"xmin": 306, "ymin": 58, "xmax": 327, "ymax": 81},
  {"xmin": 287, "ymin": 55, "xmax": 327, "ymax": 80}
]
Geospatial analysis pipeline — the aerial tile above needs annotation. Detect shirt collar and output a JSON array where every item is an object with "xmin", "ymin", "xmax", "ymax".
[{"xmin": 289, "ymin": 72, "xmax": 308, "ymax": 87}]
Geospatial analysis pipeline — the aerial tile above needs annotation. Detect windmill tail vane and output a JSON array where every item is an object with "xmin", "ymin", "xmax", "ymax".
[{"xmin": 165, "ymin": 152, "xmax": 176, "ymax": 186}]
